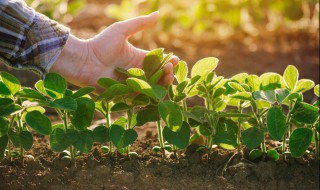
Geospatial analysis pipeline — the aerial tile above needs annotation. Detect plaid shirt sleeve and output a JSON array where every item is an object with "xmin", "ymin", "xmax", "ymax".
[{"xmin": 0, "ymin": 0, "xmax": 69, "ymax": 76}]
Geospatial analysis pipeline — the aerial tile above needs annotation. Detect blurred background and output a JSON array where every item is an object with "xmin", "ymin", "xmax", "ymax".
[{"xmin": 2, "ymin": 0, "xmax": 319, "ymax": 100}]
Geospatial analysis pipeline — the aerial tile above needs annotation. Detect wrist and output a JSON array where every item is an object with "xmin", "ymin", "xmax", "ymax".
[{"xmin": 51, "ymin": 35, "xmax": 89, "ymax": 86}]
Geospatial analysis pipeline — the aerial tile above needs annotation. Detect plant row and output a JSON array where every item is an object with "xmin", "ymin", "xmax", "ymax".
[{"xmin": 0, "ymin": 48, "xmax": 319, "ymax": 163}]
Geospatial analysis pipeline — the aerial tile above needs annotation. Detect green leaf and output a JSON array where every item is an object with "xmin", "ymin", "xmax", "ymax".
[
  {"xmin": 242, "ymin": 127, "xmax": 264, "ymax": 150},
  {"xmin": 0, "ymin": 135, "xmax": 8, "ymax": 159},
  {"xmin": 191, "ymin": 57, "xmax": 219, "ymax": 81},
  {"xmin": 174, "ymin": 60, "xmax": 188, "ymax": 83},
  {"xmin": 111, "ymin": 102, "xmax": 130, "ymax": 112},
  {"xmin": 15, "ymin": 88, "xmax": 47, "ymax": 101},
  {"xmin": 314, "ymin": 84, "xmax": 319, "ymax": 97},
  {"xmin": 113, "ymin": 117, "xmax": 127, "ymax": 128},
  {"xmin": 163, "ymin": 121, "xmax": 190, "ymax": 149},
  {"xmin": 97, "ymin": 78, "xmax": 119, "ymax": 89},
  {"xmin": 260, "ymin": 73, "xmax": 281, "ymax": 91},
  {"xmin": 73, "ymin": 130, "xmax": 94, "ymax": 153},
  {"xmin": 126, "ymin": 78, "xmax": 155, "ymax": 99},
  {"xmin": 44, "ymin": 73, "xmax": 67, "ymax": 98},
  {"xmin": 35, "ymin": 80, "xmax": 47, "ymax": 95},
  {"xmin": 267, "ymin": 106, "xmax": 286, "ymax": 141},
  {"xmin": 289, "ymin": 128, "xmax": 313, "ymax": 157},
  {"xmin": 230, "ymin": 92, "xmax": 251, "ymax": 100},
  {"xmin": 70, "ymin": 98, "xmax": 95, "ymax": 130},
  {"xmin": 0, "ymin": 82, "xmax": 11, "ymax": 96},
  {"xmin": 20, "ymin": 131, "xmax": 33, "ymax": 151},
  {"xmin": 253, "ymin": 90, "xmax": 276, "ymax": 103},
  {"xmin": 275, "ymin": 89, "xmax": 290, "ymax": 104},
  {"xmin": 71, "ymin": 86, "xmax": 95, "ymax": 99},
  {"xmin": 143, "ymin": 48, "xmax": 164, "ymax": 78},
  {"xmin": 150, "ymin": 83, "xmax": 167, "ymax": 100},
  {"xmin": 228, "ymin": 82, "xmax": 246, "ymax": 92},
  {"xmin": 158, "ymin": 101, "xmax": 183, "ymax": 131},
  {"xmin": 283, "ymin": 65, "xmax": 298, "ymax": 90},
  {"xmin": 294, "ymin": 79, "xmax": 315, "ymax": 93},
  {"xmin": 215, "ymin": 119, "xmax": 238, "ymax": 147},
  {"xmin": 231, "ymin": 73, "xmax": 248, "ymax": 83},
  {"xmin": 249, "ymin": 149, "xmax": 263, "ymax": 160},
  {"xmin": 0, "ymin": 104, "xmax": 21, "ymax": 117},
  {"xmin": 127, "ymin": 68, "xmax": 146, "ymax": 80},
  {"xmin": 149, "ymin": 69, "xmax": 164, "ymax": 84},
  {"xmin": 93, "ymin": 126, "xmax": 110, "ymax": 143},
  {"xmin": 97, "ymin": 84, "xmax": 133, "ymax": 100},
  {"xmin": 110, "ymin": 125, "xmax": 138, "ymax": 149},
  {"xmin": 292, "ymin": 102, "xmax": 318, "ymax": 124},
  {"xmin": 50, "ymin": 128, "xmax": 78, "ymax": 152},
  {"xmin": 26, "ymin": 111, "xmax": 52, "ymax": 135},
  {"xmin": 246, "ymin": 75, "xmax": 261, "ymax": 92},
  {"xmin": 49, "ymin": 97, "xmax": 77, "ymax": 111},
  {"xmin": 135, "ymin": 108, "xmax": 160, "ymax": 126},
  {"xmin": 0, "ymin": 117, "xmax": 9, "ymax": 137},
  {"xmin": 266, "ymin": 149, "xmax": 279, "ymax": 161},
  {"xmin": 0, "ymin": 72, "xmax": 21, "ymax": 95},
  {"xmin": 132, "ymin": 94, "xmax": 150, "ymax": 106}
]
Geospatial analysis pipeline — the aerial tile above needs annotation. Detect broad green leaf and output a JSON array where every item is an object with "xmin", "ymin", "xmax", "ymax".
[
  {"xmin": 294, "ymin": 79, "xmax": 315, "ymax": 93},
  {"xmin": 132, "ymin": 94, "xmax": 150, "ymax": 106},
  {"xmin": 150, "ymin": 83, "xmax": 166, "ymax": 100},
  {"xmin": 126, "ymin": 78, "xmax": 155, "ymax": 99},
  {"xmin": 228, "ymin": 82, "xmax": 246, "ymax": 92},
  {"xmin": 127, "ymin": 68, "xmax": 146, "ymax": 80},
  {"xmin": 267, "ymin": 106, "xmax": 286, "ymax": 141},
  {"xmin": 113, "ymin": 117, "xmax": 127, "ymax": 128},
  {"xmin": 0, "ymin": 103, "xmax": 21, "ymax": 117},
  {"xmin": 231, "ymin": 73, "xmax": 248, "ymax": 83},
  {"xmin": 35, "ymin": 80, "xmax": 47, "ymax": 95},
  {"xmin": 143, "ymin": 48, "xmax": 164, "ymax": 78},
  {"xmin": 246, "ymin": 75, "xmax": 261, "ymax": 92},
  {"xmin": 149, "ymin": 69, "xmax": 164, "ymax": 84},
  {"xmin": 71, "ymin": 87, "xmax": 95, "ymax": 99},
  {"xmin": 0, "ymin": 117, "xmax": 9, "ymax": 137},
  {"xmin": 110, "ymin": 125, "xmax": 138, "ymax": 149},
  {"xmin": 283, "ymin": 65, "xmax": 298, "ymax": 90},
  {"xmin": 111, "ymin": 102, "xmax": 130, "ymax": 112},
  {"xmin": 292, "ymin": 102, "xmax": 318, "ymax": 124},
  {"xmin": 97, "ymin": 78, "xmax": 119, "ymax": 89},
  {"xmin": 115, "ymin": 67, "xmax": 127, "ymax": 75},
  {"xmin": 93, "ymin": 126, "xmax": 110, "ymax": 143},
  {"xmin": 44, "ymin": 73, "xmax": 67, "ymax": 99},
  {"xmin": 15, "ymin": 88, "xmax": 46, "ymax": 101},
  {"xmin": 0, "ymin": 135, "xmax": 8, "ymax": 159},
  {"xmin": 70, "ymin": 98, "xmax": 95, "ymax": 130},
  {"xmin": 163, "ymin": 121, "xmax": 190, "ymax": 149},
  {"xmin": 49, "ymin": 97, "xmax": 77, "ymax": 111},
  {"xmin": 198, "ymin": 124, "xmax": 211, "ymax": 136},
  {"xmin": 73, "ymin": 130, "xmax": 94, "ymax": 153},
  {"xmin": 275, "ymin": 89, "xmax": 290, "ymax": 104},
  {"xmin": 174, "ymin": 60, "xmax": 188, "ymax": 83},
  {"xmin": 97, "ymin": 84, "xmax": 133, "ymax": 100},
  {"xmin": 135, "ymin": 108, "xmax": 160, "ymax": 126},
  {"xmin": 215, "ymin": 119, "xmax": 238, "ymax": 147},
  {"xmin": 26, "ymin": 111, "xmax": 52, "ymax": 135},
  {"xmin": 0, "ymin": 82, "xmax": 11, "ymax": 96},
  {"xmin": 260, "ymin": 73, "xmax": 281, "ymax": 90},
  {"xmin": 230, "ymin": 92, "xmax": 251, "ymax": 100},
  {"xmin": 267, "ymin": 149, "xmax": 279, "ymax": 161},
  {"xmin": 0, "ymin": 72, "xmax": 20, "ymax": 95},
  {"xmin": 253, "ymin": 90, "xmax": 276, "ymax": 103},
  {"xmin": 249, "ymin": 149, "xmax": 263, "ymax": 160},
  {"xmin": 314, "ymin": 84, "xmax": 319, "ymax": 97},
  {"xmin": 242, "ymin": 127, "xmax": 264, "ymax": 150},
  {"xmin": 50, "ymin": 128, "xmax": 78, "ymax": 152},
  {"xmin": 158, "ymin": 101, "xmax": 183, "ymax": 131},
  {"xmin": 20, "ymin": 131, "xmax": 33, "ymax": 151},
  {"xmin": 191, "ymin": 57, "xmax": 219, "ymax": 81},
  {"xmin": 176, "ymin": 81, "xmax": 189, "ymax": 94},
  {"xmin": 289, "ymin": 128, "xmax": 313, "ymax": 157},
  {"xmin": 8, "ymin": 129, "xmax": 20, "ymax": 147}
]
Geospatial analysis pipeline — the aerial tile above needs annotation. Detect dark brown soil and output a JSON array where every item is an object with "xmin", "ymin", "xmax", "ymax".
[{"xmin": 0, "ymin": 128, "xmax": 319, "ymax": 190}]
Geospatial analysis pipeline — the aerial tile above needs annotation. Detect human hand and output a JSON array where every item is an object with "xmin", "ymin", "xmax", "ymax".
[{"xmin": 52, "ymin": 11, "xmax": 179, "ymax": 91}]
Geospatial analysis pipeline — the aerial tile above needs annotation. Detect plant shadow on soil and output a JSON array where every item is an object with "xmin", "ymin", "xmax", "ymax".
[{"xmin": 0, "ymin": 127, "xmax": 319, "ymax": 190}]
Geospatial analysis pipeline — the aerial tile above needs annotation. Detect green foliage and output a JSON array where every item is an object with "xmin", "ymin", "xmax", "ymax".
[{"xmin": 289, "ymin": 128, "xmax": 313, "ymax": 157}]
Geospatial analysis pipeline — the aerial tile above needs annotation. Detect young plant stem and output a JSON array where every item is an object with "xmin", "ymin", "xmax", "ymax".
[
  {"xmin": 253, "ymin": 110, "xmax": 266, "ymax": 153},
  {"xmin": 7, "ymin": 115, "xmax": 16, "ymax": 160},
  {"xmin": 16, "ymin": 113, "xmax": 24, "ymax": 160},
  {"xmin": 103, "ymin": 101, "xmax": 112, "ymax": 153},
  {"xmin": 282, "ymin": 103, "xmax": 294, "ymax": 154},
  {"xmin": 156, "ymin": 120, "xmax": 165, "ymax": 157},
  {"xmin": 237, "ymin": 101, "xmax": 243, "ymax": 154},
  {"xmin": 126, "ymin": 109, "xmax": 133, "ymax": 155},
  {"xmin": 314, "ymin": 127, "xmax": 319, "ymax": 160}
]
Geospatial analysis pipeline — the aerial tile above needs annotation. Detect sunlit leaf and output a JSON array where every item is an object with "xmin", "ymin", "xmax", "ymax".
[
  {"xmin": 289, "ymin": 128, "xmax": 312, "ymax": 157},
  {"xmin": 283, "ymin": 65, "xmax": 298, "ymax": 90}
]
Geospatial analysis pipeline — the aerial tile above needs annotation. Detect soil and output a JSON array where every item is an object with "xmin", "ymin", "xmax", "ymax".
[
  {"xmin": 0, "ymin": 0, "xmax": 319, "ymax": 189},
  {"xmin": 0, "ymin": 128, "xmax": 319, "ymax": 190}
]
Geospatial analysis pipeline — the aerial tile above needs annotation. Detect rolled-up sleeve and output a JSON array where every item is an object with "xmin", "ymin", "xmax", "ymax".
[{"xmin": 0, "ymin": 0, "xmax": 69, "ymax": 76}]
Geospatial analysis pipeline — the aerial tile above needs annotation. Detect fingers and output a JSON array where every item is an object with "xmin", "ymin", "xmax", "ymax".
[
  {"xmin": 168, "ymin": 55, "xmax": 180, "ymax": 67},
  {"xmin": 117, "ymin": 11, "xmax": 159, "ymax": 37},
  {"xmin": 158, "ymin": 62, "xmax": 174, "ymax": 86}
]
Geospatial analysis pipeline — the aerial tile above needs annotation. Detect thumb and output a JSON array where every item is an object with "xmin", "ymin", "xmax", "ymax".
[{"xmin": 117, "ymin": 11, "xmax": 159, "ymax": 37}]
